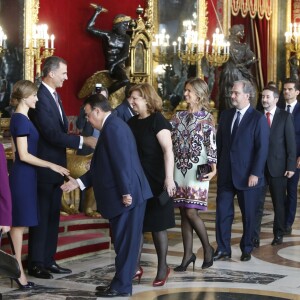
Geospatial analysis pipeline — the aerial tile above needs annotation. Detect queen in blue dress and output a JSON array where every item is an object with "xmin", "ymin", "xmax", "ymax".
[{"xmin": 9, "ymin": 80, "xmax": 69, "ymax": 289}]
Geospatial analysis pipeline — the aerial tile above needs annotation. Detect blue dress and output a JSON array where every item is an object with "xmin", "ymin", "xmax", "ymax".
[{"xmin": 9, "ymin": 113, "xmax": 39, "ymax": 226}]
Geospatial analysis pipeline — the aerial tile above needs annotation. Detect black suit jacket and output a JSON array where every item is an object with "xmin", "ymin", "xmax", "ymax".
[
  {"xmin": 29, "ymin": 83, "xmax": 80, "ymax": 183},
  {"xmin": 266, "ymin": 108, "xmax": 296, "ymax": 177},
  {"xmin": 278, "ymin": 101, "xmax": 300, "ymax": 157}
]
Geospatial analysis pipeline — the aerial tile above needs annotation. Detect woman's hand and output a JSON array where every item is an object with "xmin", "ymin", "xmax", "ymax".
[
  {"xmin": 164, "ymin": 178, "xmax": 177, "ymax": 197},
  {"xmin": 0, "ymin": 226, "xmax": 11, "ymax": 233},
  {"xmin": 201, "ymin": 163, "xmax": 217, "ymax": 181},
  {"xmin": 49, "ymin": 164, "xmax": 70, "ymax": 176},
  {"xmin": 122, "ymin": 194, "xmax": 132, "ymax": 207}
]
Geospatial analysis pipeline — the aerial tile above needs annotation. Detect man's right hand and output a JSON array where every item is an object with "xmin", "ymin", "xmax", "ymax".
[
  {"xmin": 83, "ymin": 136, "xmax": 97, "ymax": 149},
  {"xmin": 61, "ymin": 176, "xmax": 79, "ymax": 193}
]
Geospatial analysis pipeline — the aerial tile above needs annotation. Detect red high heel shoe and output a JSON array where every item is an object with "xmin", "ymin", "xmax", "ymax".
[
  {"xmin": 152, "ymin": 267, "xmax": 170, "ymax": 287},
  {"xmin": 133, "ymin": 266, "xmax": 143, "ymax": 284}
]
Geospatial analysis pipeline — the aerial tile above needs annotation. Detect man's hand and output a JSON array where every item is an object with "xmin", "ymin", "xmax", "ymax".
[
  {"xmin": 122, "ymin": 194, "xmax": 132, "ymax": 207},
  {"xmin": 83, "ymin": 136, "xmax": 97, "ymax": 149},
  {"xmin": 297, "ymin": 157, "xmax": 300, "ymax": 169},
  {"xmin": 285, "ymin": 171, "xmax": 295, "ymax": 178},
  {"xmin": 61, "ymin": 176, "xmax": 79, "ymax": 193},
  {"xmin": 248, "ymin": 175, "xmax": 258, "ymax": 187}
]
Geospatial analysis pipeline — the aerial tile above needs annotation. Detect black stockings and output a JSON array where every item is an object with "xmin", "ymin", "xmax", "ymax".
[
  {"xmin": 152, "ymin": 230, "xmax": 168, "ymax": 280},
  {"xmin": 179, "ymin": 207, "xmax": 211, "ymax": 264}
]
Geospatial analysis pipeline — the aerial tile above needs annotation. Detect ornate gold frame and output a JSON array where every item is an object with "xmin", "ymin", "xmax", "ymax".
[{"xmin": 24, "ymin": 0, "xmax": 39, "ymax": 81}]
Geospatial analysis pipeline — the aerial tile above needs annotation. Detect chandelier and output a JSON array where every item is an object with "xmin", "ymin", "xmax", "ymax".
[{"xmin": 0, "ymin": 26, "xmax": 7, "ymax": 56}]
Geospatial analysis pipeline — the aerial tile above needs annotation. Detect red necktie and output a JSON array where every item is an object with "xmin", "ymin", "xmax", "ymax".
[{"xmin": 266, "ymin": 112, "xmax": 271, "ymax": 127}]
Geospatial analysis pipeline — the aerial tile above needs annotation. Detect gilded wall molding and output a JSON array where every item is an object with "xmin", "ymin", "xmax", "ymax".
[{"xmin": 24, "ymin": 0, "xmax": 39, "ymax": 81}]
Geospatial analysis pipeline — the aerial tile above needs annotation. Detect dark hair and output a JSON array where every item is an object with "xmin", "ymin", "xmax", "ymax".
[
  {"xmin": 42, "ymin": 56, "xmax": 67, "ymax": 77},
  {"xmin": 283, "ymin": 78, "xmax": 300, "ymax": 91},
  {"xmin": 84, "ymin": 93, "xmax": 112, "ymax": 112},
  {"xmin": 262, "ymin": 86, "xmax": 279, "ymax": 99},
  {"xmin": 266, "ymin": 81, "xmax": 277, "ymax": 88}
]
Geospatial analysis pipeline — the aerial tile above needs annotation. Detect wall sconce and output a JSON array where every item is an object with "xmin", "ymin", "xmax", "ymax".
[
  {"xmin": 25, "ymin": 24, "xmax": 55, "ymax": 76},
  {"xmin": 0, "ymin": 26, "xmax": 7, "ymax": 56}
]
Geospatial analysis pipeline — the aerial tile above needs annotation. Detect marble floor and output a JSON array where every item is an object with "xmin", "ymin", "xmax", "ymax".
[{"xmin": 1, "ymin": 184, "xmax": 300, "ymax": 300}]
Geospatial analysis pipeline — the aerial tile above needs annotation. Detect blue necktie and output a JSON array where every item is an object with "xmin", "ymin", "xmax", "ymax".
[
  {"xmin": 231, "ymin": 111, "xmax": 241, "ymax": 139},
  {"xmin": 287, "ymin": 105, "xmax": 291, "ymax": 113}
]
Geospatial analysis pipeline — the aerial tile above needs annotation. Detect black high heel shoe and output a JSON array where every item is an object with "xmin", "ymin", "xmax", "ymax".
[
  {"xmin": 202, "ymin": 245, "xmax": 214, "ymax": 269},
  {"xmin": 174, "ymin": 253, "xmax": 196, "ymax": 272},
  {"xmin": 10, "ymin": 278, "xmax": 35, "ymax": 289}
]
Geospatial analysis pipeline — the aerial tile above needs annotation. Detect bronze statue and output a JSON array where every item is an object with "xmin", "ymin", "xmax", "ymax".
[
  {"xmin": 87, "ymin": 4, "xmax": 131, "ymax": 94},
  {"xmin": 218, "ymin": 24, "xmax": 257, "ymax": 113}
]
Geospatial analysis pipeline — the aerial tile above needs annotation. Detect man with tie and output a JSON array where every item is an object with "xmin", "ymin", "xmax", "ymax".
[
  {"xmin": 279, "ymin": 78, "xmax": 300, "ymax": 235},
  {"xmin": 28, "ymin": 56, "xmax": 96, "ymax": 279},
  {"xmin": 255, "ymin": 86, "xmax": 296, "ymax": 246},
  {"xmin": 214, "ymin": 80, "xmax": 269, "ymax": 262},
  {"xmin": 61, "ymin": 94, "xmax": 152, "ymax": 297}
]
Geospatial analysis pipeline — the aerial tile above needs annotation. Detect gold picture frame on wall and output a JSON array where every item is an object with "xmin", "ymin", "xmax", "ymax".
[{"xmin": 24, "ymin": 0, "xmax": 39, "ymax": 81}]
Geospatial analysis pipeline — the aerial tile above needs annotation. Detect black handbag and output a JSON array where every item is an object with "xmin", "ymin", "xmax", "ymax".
[
  {"xmin": 158, "ymin": 189, "xmax": 170, "ymax": 206},
  {"xmin": 0, "ymin": 230, "xmax": 21, "ymax": 278},
  {"xmin": 158, "ymin": 182, "xmax": 178, "ymax": 206},
  {"xmin": 196, "ymin": 164, "xmax": 212, "ymax": 181}
]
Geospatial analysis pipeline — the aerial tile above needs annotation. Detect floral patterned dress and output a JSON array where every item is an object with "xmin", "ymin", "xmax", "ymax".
[{"xmin": 171, "ymin": 110, "xmax": 217, "ymax": 211}]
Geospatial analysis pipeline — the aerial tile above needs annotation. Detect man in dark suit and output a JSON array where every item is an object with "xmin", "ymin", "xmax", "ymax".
[
  {"xmin": 28, "ymin": 56, "xmax": 96, "ymax": 279},
  {"xmin": 278, "ymin": 78, "xmax": 300, "ymax": 235},
  {"xmin": 114, "ymin": 84, "xmax": 136, "ymax": 122},
  {"xmin": 214, "ymin": 80, "xmax": 269, "ymax": 262},
  {"xmin": 255, "ymin": 86, "xmax": 296, "ymax": 246},
  {"xmin": 61, "ymin": 94, "xmax": 152, "ymax": 297}
]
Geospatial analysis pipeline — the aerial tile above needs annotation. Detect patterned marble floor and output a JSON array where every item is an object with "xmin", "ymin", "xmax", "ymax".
[{"xmin": 1, "ymin": 183, "xmax": 300, "ymax": 300}]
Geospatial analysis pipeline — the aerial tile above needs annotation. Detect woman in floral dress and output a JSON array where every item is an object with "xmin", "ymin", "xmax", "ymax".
[{"xmin": 171, "ymin": 77, "xmax": 217, "ymax": 271}]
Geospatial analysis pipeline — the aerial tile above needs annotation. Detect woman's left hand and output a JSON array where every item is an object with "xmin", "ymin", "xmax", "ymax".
[
  {"xmin": 164, "ymin": 178, "xmax": 177, "ymax": 197},
  {"xmin": 201, "ymin": 164, "xmax": 217, "ymax": 181}
]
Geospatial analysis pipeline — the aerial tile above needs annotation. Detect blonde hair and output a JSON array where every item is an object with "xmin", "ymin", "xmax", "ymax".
[
  {"xmin": 129, "ymin": 83, "xmax": 163, "ymax": 113},
  {"xmin": 11, "ymin": 80, "xmax": 38, "ymax": 103},
  {"xmin": 185, "ymin": 77, "xmax": 211, "ymax": 112}
]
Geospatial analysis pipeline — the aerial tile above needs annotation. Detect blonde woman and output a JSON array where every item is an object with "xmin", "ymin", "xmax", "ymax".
[{"xmin": 171, "ymin": 77, "xmax": 217, "ymax": 271}]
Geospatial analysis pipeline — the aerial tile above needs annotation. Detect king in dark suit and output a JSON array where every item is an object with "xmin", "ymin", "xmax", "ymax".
[
  {"xmin": 214, "ymin": 80, "xmax": 269, "ymax": 262},
  {"xmin": 258, "ymin": 86, "xmax": 296, "ymax": 246},
  {"xmin": 61, "ymin": 94, "xmax": 152, "ymax": 297},
  {"xmin": 28, "ymin": 56, "xmax": 96, "ymax": 279}
]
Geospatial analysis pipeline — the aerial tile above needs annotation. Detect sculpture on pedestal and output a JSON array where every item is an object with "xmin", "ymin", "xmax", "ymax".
[{"xmin": 218, "ymin": 24, "xmax": 257, "ymax": 113}]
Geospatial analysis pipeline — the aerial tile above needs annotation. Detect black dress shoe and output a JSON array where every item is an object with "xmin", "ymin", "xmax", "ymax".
[
  {"xmin": 240, "ymin": 252, "xmax": 251, "ymax": 261},
  {"xmin": 253, "ymin": 238, "xmax": 260, "ymax": 248},
  {"xmin": 95, "ymin": 288, "xmax": 132, "ymax": 297},
  {"xmin": 213, "ymin": 250, "xmax": 231, "ymax": 261},
  {"xmin": 284, "ymin": 226, "xmax": 292, "ymax": 235},
  {"xmin": 95, "ymin": 285, "xmax": 110, "ymax": 291},
  {"xmin": 271, "ymin": 236, "xmax": 283, "ymax": 246},
  {"xmin": 46, "ymin": 263, "xmax": 72, "ymax": 274},
  {"xmin": 28, "ymin": 266, "xmax": 53, "ymax": 279}
]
